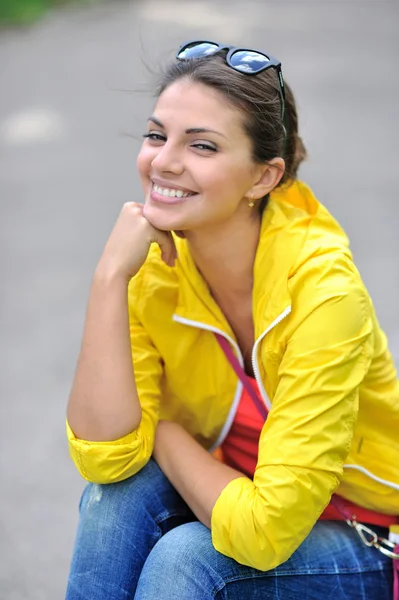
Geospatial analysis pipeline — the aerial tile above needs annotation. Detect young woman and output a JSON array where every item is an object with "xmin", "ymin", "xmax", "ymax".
[{"xmin": 65, "ymin": 41, "xmax": 399, "ymax": 599}]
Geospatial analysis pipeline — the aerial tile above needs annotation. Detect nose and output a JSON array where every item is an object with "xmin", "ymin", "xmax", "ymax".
[{"xmin": 151, "ymin": 141, "xmax": 184, "ymax": 175}]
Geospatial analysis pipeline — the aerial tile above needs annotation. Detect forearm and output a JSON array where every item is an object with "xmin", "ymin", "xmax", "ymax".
[
  {"xmin": 67, "ymin": 268, "xmax": 141, "ymax": 441},
  {"xmin": 153, "ymin": 422, "xmax": 246, "ymax": 528}
]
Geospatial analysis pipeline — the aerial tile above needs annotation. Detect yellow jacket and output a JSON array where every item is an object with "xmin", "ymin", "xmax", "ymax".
[{"xmin": 67, "ymin": 180, "xmax": 399, "ymax": 571}]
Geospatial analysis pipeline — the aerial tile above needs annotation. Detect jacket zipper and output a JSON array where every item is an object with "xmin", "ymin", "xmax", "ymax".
[
  {"xmin": 173, "ymin": 306, "xmax": 291, "ymax": 448},
  {"xmin": 251, "ymin": 306, "xmax": 292, "ymax": 411},
  {"xmin": 172, "ymin": 315, "xmax": 244, "ymax": 449}
]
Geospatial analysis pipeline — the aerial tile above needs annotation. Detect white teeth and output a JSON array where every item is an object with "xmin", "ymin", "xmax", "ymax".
[{"xmin": 153, "ymin": 184, "xmax": 193, "ymax": 198}]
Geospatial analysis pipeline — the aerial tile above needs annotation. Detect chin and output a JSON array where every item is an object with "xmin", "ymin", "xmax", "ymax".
[{"xmin": 142, "ymin": 202, "xmax": 186, "ymax": 232}]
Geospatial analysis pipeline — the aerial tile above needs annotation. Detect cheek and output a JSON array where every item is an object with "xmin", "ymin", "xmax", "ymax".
[
  {"xmin": 197, "ymin": 162, "xmax": 231, "ymax": 193},
  {"xmin": 204, "ymin": 161, "xmax": 250, "ymax": 198},
  {"xmin": 136, "ymin": 146, "xmax": 154, "ymax": 179}
]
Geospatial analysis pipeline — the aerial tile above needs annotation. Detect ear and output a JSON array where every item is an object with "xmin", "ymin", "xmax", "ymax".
[{"xmin": 246, "ymin": 158, "xmax": 285, "ymax": 200}]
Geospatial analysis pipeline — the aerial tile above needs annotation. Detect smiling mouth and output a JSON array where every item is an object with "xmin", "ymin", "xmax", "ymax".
[{"xmin": 152, "ymin": 183, "xmax": 197, "ymax": 199}]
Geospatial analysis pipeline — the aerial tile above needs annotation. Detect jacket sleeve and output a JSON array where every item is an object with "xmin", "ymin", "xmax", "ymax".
[
  {"xmin": 211, "ymin": 256, "xmax": 374, "ymax": 570},
  {"xmin": 66, "ymin": 286, "xmax": 163, "ymax": 484}
]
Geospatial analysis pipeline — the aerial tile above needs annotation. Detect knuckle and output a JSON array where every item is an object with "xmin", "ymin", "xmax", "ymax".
[{"xmin": 122, "ymin": 201, "xmax": 142, "ymax": 213}]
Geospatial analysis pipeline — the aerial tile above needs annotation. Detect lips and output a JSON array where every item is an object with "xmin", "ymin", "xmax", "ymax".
[
  {"xmin": 151, "ymin": 177, "xmax": 198, "ymax": 194},
  {"xmin": 150, "ymin": 184, "xmax": 198, "ymax": 205},
  {"xmin": 152, "ymin": 183, "xmax": 195, "ymax": 199}
]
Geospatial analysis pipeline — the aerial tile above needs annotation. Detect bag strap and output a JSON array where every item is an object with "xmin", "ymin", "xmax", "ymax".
[{"xmin": 214, "ymin": 333, "xmax": 268, "ymax": 420}]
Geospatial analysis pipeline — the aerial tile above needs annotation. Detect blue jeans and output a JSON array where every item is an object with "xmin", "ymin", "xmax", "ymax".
[{"xmin": 66, "ymin": 459, "xmax": 393, "ymax": 599}]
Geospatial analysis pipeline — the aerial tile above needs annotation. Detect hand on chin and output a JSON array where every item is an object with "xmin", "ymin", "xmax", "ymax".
[{"xmin": 143, "ymin": 203, "xmax": 186, "ymax": 238}]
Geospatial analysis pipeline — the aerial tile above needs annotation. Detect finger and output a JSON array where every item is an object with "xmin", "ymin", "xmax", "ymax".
[
  {"xmin": 155, "ymin": 231, "xmax": 178, "ymax": 267},
  {"xmin": 168, "ymin": 232, "xmax": 178, "ymax": 261},
  {"xmin": 163, "ymin": 236, "xmax": 177, "ymax": 266}
]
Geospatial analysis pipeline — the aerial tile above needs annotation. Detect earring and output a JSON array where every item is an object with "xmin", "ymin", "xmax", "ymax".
[{"xmin": 248, "ymin": 194, "xmax": 255, "ymax": 208}]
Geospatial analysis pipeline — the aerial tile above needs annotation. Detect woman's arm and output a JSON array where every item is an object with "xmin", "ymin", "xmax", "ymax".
[
  {"xmin": 67, "ymin": 268, "xmax": 141, "ymax": 441},
  {"xmin": 153, "ymin": 421, "xmax": 245, "ymax": 528},
  {"xmin": 67, "ymin": 295, "xmax": 164, "ymax": 483},
  {"xmin": 210, "ymin": 261, "xmax": 374, "ymax": 570},
  {"xmin": 66, "ymin": 202, "xmax": 177, "ymax": 442}
]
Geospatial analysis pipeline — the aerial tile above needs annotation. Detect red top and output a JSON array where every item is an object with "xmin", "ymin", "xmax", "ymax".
[
  {"xmin": 221, "ymin": 377, "xmax": 264, "ymax": 478},
  {"xmin": 220, "ymin": 377, "xmax": 397, "ymax": 527}
]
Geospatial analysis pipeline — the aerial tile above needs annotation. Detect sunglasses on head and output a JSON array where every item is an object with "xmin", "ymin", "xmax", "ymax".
[{"xmin": 176, "ymin": 40, "xmax": 286, "ymax": 120}]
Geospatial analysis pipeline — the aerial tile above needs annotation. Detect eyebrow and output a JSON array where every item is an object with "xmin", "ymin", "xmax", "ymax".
[{"xmin": 148, "ymin": 116, "xmax": 227, "ymax": 139}]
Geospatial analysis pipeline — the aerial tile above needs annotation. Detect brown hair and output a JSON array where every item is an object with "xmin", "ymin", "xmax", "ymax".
[{"xmin": 156, "ymin": 50, "xmax": 307, "ymax": 214}]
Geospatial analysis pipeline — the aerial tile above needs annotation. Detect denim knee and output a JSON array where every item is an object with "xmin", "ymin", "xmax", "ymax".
[
  {"xmin": 67, "ymin": 461, "xmax": 197, "ymax": 600},
  {"xmin": 78, "ymin": 458, "xmax": 194, "ymax": 536},
  {"xmin": 135, "ymin": 522, "xmax": 224, "ymax": 600},
  {"xmin": 79, "ymin": 459, "xmax": 163, "ymax": 516}
]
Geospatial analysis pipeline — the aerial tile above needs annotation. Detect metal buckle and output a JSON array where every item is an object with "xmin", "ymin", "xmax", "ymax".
[{"xmin": 346, "ymin": 518, "xmax": 399, "ymax": 560}]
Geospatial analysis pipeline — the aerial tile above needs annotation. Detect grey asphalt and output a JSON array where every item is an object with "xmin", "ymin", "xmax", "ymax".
[{"xmin": 0, "ymin": 0, "xmax": 398, "ymax": 598}]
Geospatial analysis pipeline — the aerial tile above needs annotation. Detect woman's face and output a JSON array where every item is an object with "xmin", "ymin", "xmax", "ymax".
[{"xmin": 137, "ymin": 79, "xmax": 263, "ymax": 233}]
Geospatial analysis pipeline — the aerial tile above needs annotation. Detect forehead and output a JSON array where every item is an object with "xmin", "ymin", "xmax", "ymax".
[{"xmin": 153, "ymin": 80, "xmax": 247, "ymax": 139}]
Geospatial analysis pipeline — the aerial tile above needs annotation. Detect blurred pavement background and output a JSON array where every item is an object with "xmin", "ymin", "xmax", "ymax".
[{"xmin": 0, "ymin": 0, "xmax": 398, "ymax": 598}]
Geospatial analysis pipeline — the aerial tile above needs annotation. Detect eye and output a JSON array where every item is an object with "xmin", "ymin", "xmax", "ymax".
[
  {"xmin": 191, "ymin": 142, "xmax": 217, "ymax": 152},
  {"xmin": 142, "ymin": 132, "xmax": 166, "ymax": 142}
]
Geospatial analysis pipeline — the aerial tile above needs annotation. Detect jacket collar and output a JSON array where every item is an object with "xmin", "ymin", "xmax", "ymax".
[{"xmin": 172, "ymin": 181, "xmax": 318, "ymax": 337}]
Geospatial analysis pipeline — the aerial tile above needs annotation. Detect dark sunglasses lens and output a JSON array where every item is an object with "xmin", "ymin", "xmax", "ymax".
[
  {"xmin": 177, "ymin": 42, "xmax": 219, "ymax": 60},
  {"xmin": 230, "ymin": 50, "xmax": 270, "ymax": 73}
]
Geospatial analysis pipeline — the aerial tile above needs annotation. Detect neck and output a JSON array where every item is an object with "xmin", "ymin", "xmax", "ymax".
[{"xmin": 185, "ymin": 212, "xmax": 261, "ymax": 300}]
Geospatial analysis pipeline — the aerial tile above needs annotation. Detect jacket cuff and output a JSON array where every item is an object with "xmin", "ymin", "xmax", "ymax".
[{"xmin": 66, "ymin": 420, "xmax": 151, "ymax": 483}]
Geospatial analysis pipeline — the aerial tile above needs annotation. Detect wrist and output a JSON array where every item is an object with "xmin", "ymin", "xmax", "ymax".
[
  {"xmin": 154, "ymin": 421, "xmax": 181, "ymax": 457},
  {"xmin": 93, "ymin": 262, "xmax": 131, "ymax": 288}
]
